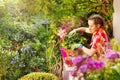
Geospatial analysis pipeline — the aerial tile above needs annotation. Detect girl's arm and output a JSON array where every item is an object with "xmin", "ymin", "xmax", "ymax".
[
  {"xmin": 73, "ymin": 27, "xmax": 91, "ymax": 33},
  {"xmin": 82, "ymin": 46, "xmax": 96, "ymax": 56}
]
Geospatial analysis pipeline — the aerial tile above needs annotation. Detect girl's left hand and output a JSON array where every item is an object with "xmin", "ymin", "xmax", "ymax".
[{"xmin": 71, "ymin": 43, "xmax": 83, "ymax": 50}]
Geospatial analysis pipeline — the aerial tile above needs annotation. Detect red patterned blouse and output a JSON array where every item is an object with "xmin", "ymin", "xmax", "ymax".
[{"xmin": 90, "ymin": 28, "xmax": 109, "ymax": 56}]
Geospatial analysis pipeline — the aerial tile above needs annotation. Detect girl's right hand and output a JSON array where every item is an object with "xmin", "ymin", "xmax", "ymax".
[{"xmin": 68, "ymin": 29, "xmax": 77, "ymax": 38}]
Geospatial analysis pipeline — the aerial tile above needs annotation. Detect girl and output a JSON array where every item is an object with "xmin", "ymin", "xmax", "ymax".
[
  {"xmin": 61, "ymin": 14, "xmax": 108, "ymax": 80},
  {"xmin": 69, "ymin": 14, "xmax": 110, "ymax": 60}
]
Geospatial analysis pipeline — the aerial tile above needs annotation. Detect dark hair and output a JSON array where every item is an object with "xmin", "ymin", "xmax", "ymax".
[{"xmin": 88, "ymin": 14, "xmax": 105, "ymax": 28}]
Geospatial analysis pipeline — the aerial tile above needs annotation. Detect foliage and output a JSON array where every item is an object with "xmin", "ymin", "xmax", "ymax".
[
  {"xmin": 32, "ymin": 25, "xmax": 60, "ymax": 73},
  {"xmin": 110, "ymin": 39, "xmax": 120, "ymax": 51},
  {"xmin": 14, "ymin": 0, "xmax": 113, "ymax": 37},
  {"xmin": 0, "ymin": 1, "xmax": 36, "ymax": 51},
  {"xmin": 0, "ymin": 49, "xmax": 16, "ymax": 80},
  {"xmin": 0, "ymin": 51, "xmax": 10, "ymax": 77},
  {"xmin": 0, "ymin": 44, "xmax": 50, "ymax": 80},
  {"xmin": 21, "ymin": 0, "xmax": 113, "ymax": 37},
  {"xmin": 18, "ymin": 72, "xmax": 59, "ymax": 80},
  {"xmin": 0, "ymin": 0, "xmax": 114, "ymax": 80},
  {"xmin": 104, "ymin": 62, "xmax": 120, "ymax": 80}
]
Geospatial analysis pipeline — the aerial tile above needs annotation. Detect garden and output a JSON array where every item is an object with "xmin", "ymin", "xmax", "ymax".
[{"xmin": 0, "ymin": 0, "xmax": 120, "ymax": 80}]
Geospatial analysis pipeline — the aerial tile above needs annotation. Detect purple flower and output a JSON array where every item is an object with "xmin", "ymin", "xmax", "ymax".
[
  {"xmin": 105, "ymin": 50, "xmax": 118, "ymax": 59},
  {"xmin": 71, "ymin": 54, "xmax": 88, "ymax": 65},
  {"xmin": 99, "ymin": 61, "xmax": 105, "ymax": 68},
  {"xmin": 82, "ymin": 54, "xmax": 88, "ymax": 58},
  {"xmin": 68, "ymin": 54, "xmax": 105, "ymax": 76},
  {"xmin": 94, "ymin": 61, "xmax": 100, "ymax": 69},
  {"xmin": 94, "ymin": 61, "xmax": 105, "ymax": 69},
  {"xmin": 87, "ymin": 58, "xmax": 105, "ymax": 70},
  {"xmin": 10, "ymin": 60, "xmax": 15, "ymax": 64},
  {"xmin": 87, "ymin": 58, "xmax": 95, "ymax": 70},
  {"xmin": 24, "ymin": 45, "xmax": 31, "ymax": 52},
  {"xmin": 78, "ymin": 64, "xmax": 87, "ymax": 73},
  {"xmin": 72, "ymin": 56, "xmax": 83, "ymax": 65}
]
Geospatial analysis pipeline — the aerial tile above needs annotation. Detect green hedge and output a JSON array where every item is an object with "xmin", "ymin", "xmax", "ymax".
[{"xmin": 18, "ymin": 72, "xmax": 59, "ymax": 80}]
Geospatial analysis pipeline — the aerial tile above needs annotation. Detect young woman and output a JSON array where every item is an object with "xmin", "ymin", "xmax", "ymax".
[
  {"xmin": 62, "ymin": 14, "xmax": 109, "ymax": 80},
  {"xmin": 69, "ymin": 14, "xmax": 109, "ymax": 59}
]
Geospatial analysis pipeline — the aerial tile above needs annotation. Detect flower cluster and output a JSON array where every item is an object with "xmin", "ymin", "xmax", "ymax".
[
  {"xmin": 60, "ymin": 48, "xmax": 105, "ymax": 74},
  {"xmin": 105, "ymin": 49, "xmax": 120, "ymax": 60},
  {"xmin": 87, "ymin": 58, "xmax": 105, "ymax": 70},
  {"xmin": 72, "ymin": 55, "xmax": 88, "ymax": 74},
  {"xmin": 69, "ymin": 55, "xmax": 105, "ymax": 76},
  {"xmin": 57, "ymin": 28, "xmax": 67, "ymax": 39},
  {"xmin": 57, "ymin": 17, "xmax": 76, "ymax": 40}
]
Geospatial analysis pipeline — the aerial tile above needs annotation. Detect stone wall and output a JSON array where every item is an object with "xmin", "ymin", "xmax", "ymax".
[{"xmin": 113, "ymin": 0, "xmax": 120, "ymax": 44}]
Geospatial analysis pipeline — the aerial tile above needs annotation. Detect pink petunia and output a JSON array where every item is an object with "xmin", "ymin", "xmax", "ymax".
[
  {"xmin": 60, "ymin": 48, "xmax": 67, "ymax": 58},
  {"xmin": 57, "ymin": 28, "xmax": 67, "ymax": 38}
]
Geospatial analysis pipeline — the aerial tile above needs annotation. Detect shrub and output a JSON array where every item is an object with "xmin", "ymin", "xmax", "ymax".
[{"xmin": 18, "ymin": 72, "xmax": 59, "ymax": 80}]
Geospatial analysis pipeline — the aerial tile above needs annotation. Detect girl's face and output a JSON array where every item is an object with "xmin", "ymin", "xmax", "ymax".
[{"xmin": 88, "ymin": 20, "xmax": 100, "ymax": 33}]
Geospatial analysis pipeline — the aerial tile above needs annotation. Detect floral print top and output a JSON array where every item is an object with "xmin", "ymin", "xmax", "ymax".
[{"xmin": 90, "ymin": 28, "xmax": 109, "ymax": 58}]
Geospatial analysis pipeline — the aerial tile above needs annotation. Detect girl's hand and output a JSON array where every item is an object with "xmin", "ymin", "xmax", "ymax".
[
  {"xmin": 68, "ymin": 29, "xmax": 77, "ymax": 38},
  {"xmin": 71, "ymin": 43, "xmax": 83, "ymax": 50}
]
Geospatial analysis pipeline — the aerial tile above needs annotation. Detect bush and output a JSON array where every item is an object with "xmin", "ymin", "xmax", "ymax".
[{"xmin": 18, "ymin": 72, "xmax": 59, "ymax": 80}]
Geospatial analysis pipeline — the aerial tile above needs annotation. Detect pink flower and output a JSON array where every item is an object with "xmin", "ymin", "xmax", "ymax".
[
  {"xmin": 57, "ymin": 28, "xmax": 67, "ymax": 38},
  {"xmin": 60, "ymin": 48, "xmax": 67, "ymax": 58},
  {"xmin": 105, "ymin": 50, "xmax": 118, "ymax": 59},
  {"xmin": 60, "ymin": 25, "xmax": 67, "ymax": 29}
]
